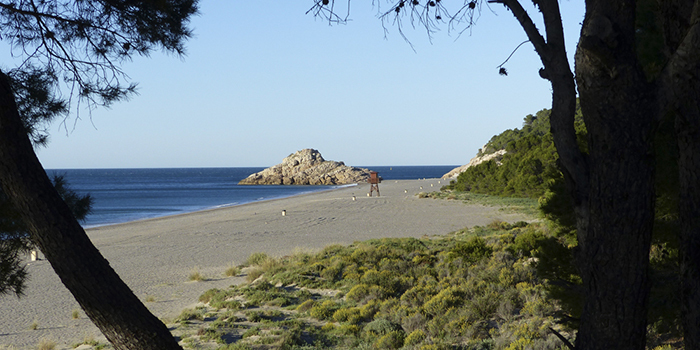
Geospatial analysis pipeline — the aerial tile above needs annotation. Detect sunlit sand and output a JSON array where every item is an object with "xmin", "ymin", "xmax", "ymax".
[{"xmin": 0, "ymin": 179, "xmax": 529, "ymax": 349}]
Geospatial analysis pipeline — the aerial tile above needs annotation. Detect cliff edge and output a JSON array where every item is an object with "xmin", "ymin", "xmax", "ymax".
[
  {"xmin": 239, "ymin": 149, "xmax": 371, "ymax": 185},
  {"xmin": 441, "ymin": 147, "xmax": 507, "ymax": 179}
]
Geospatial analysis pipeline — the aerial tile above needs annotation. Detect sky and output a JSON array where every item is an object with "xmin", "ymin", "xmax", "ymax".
[{"xmin": 29, "ymin": 1, "xmax": 585, "ymax": 169}]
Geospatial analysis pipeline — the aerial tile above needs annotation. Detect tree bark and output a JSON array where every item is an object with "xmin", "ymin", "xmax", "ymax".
[
  {"xmin": 0, "ymin": 72, "xmax": 182, "ymax": 349},
  {"xmin": 573, "ymin": 1, "xmax": 657, "ymax": 349},
  {"xmin": 657, "ymin": 1, "xmax": 700, "ymax": 347},
  {"xmin": 675, "ymin": 100, "xmax": 700, "ymax": 350}
]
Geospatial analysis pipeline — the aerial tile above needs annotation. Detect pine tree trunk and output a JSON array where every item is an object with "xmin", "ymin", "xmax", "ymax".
[
  {"xmin": 676, "ymin": 108, "xmax": 700, "ymax": 350},
  {"xmin": 658, "ymin": 1, "xmax": 700, "ymax": 347},
  {"xmin": 0, "ymin": 72, "xmax": 182, "ymax": 349},
  {"xmin": 573, "ymin": 2, "xmax": 656, "ymax": 349}
]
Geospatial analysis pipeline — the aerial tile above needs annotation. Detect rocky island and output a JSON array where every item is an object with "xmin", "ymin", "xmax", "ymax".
[{"xmin": 238, "ymin": 149, "xmax": 372, "ymax": 185}]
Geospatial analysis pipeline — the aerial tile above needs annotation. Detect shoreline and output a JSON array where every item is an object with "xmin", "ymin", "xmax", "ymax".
[
  {"xmin": 83, "ymin": 183, "xmax": 358, "ymax": 230},
  {"xmin": 1, "ymin": 179, "xmax": 529, "ymax": 349}
]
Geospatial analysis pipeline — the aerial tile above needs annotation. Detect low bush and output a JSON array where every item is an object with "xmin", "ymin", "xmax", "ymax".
[
  {"xmin": 175, "ymin": 307, "xmax": 207, "ymax": 324},
  {"xmin": 309, "ymin": 300, "xmax": 340, "ymax": 320},
  {"xmin": 182, "ymin": 222, "xmax": 579, "ymax": 349},
  {"xmin": 405, "ymin": 329, "xmax": 427, "ymax": 346}
]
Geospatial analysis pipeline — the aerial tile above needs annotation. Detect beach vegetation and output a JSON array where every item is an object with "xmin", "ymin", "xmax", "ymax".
[
  {"xmin": 246, "ymin": 252, "xmax": 271, "ymax": 266},
  {"xmin": 175, "ymin": 207, "xmax": 682, "ymax": 349},
  {"xmin": 421, "ymin": 191, "xmax": 539, "ymax": 216},
  {"xmin": 36, "ymin": 339, "xmax": 56, "ymax": 350},
  {"xmin": 174, "ymin": 222, "xmax": 580, "ymax": 349},
  {"xmin": 71, "ymin": 335, "xmax": 108, "ymax": 350},
  {"xmin": 217, "ymin": 343, "xmax": 252, "ymax": 350},
  {"xmin": 176, "ymin": 306, "xmax": 208, "ymax": 325},
  {"xmin": 71, "ymin": 309, "xmax": 80, "ymax": 319},
  {"xmin": 188, "ymin": 268, "xmax": 206, "ymax": 282},
  {"xmin": 245, "ymin": 267, "xmax": 265, "ymax": 284},
  {"xmin": 28, "ymin": 320, "xmax": 38, "ymax": 330},
  {"xmin": 224, "ymin": 264, "xmax": 240, "ymax": 277}
]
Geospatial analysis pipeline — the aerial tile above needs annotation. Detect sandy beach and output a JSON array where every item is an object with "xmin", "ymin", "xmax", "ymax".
[{"xmin": 0, "ymin": 179, "xmax": 530, "ymax": 349}]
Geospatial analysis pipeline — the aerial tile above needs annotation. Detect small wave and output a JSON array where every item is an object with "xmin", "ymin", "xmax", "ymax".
[{"xmin": 210, "ymin": 202, "xmax": 240, "ymax": 209}]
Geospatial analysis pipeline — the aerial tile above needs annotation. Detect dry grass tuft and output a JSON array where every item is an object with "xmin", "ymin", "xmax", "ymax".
[
  {"xmin": 246, "ymin": 252, "xmax": 270, "ymax": 266},
  {"xmin": 188, "ymin": 268, "xmax": 206, "ymax": 282},
  {"xmin": 224, "ymin": 263, "xmax": 240, "ymax": 277},
  {"xmin": 245, "ymin": 267, "xmax": 264, "ymax": 283},
  {"xmin": 36, "ymin": 338, "xmax": 56, "ymax": 350}
]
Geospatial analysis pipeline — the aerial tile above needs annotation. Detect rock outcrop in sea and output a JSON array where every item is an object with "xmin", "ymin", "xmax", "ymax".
[
  {"xmin": 442, "ymin": 147, "xmax": 507, "ymax": 179},
  {"xmin": 238, "ymin": 149, "xmax": 372, "ymax": 185}
]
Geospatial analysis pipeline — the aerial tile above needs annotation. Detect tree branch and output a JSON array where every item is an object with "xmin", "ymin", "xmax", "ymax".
[
  {"xmin": 657, "ymin": 0, "xmax": 700, "ymax": 118},
  {"xmin": 490, "ymin": 0, "xmax": 588, "ymax": 213},
  {"xmin": 487, "ymin": 0, "xmax": 548, "ymax": 58}
]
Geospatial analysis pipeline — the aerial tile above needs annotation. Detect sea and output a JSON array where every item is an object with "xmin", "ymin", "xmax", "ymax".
[{"xmin": 46, "ymin": 166, "xmax": 457, "ymax": 228}]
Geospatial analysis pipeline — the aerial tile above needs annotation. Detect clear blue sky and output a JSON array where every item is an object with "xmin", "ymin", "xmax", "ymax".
[{"xmin": 33, "ymin": 1, "xmax": 584, "ymax": 169}]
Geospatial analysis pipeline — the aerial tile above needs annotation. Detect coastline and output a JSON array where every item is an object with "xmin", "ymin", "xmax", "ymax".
[
  {"xmin": 82, "ymin": 183, "xmax": 356, "ymax": 230},
  {"xmin": 0, "ymin": 179, "xmax": 529, "ymax": 349}
]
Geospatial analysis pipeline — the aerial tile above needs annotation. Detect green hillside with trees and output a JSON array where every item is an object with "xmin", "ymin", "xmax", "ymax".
[{"xmin": 445, "ymin": 104, "xmax": 586, "ymax": 199}]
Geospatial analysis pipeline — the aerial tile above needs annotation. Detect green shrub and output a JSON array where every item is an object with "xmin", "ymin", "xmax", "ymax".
[
  {"xmin": 419, "ymin": 344, "xmax": 453, "ymax": 350},
  {"xmin": 451, "ymin": 236, "xmax": 493, "ymax": 264},
  {"xmin": 374, "ymin": 330, "xmax": 405, "ymax": 349},
  {"xmin": 199, "ymin": 288, "xmax": 221, "ymax": 303},
  {"xmin": 346, "ymin": 283, "xmax": 370, "ymax": 302},
  {"xmin": 245, "ymin": 311, "xmax": 262, "ymax": 323},
  {"xmin": 422, "ymin": 287, "xmax": 465, "ymax": 316},
  {"xmin": 359, "ymin": 299, "xmax": 380, "ymax": 320},
  {"xmin": 296, "ymin": 299, "xmax": 316, "ymax": 312},
  {"xmin": 510, "ymin": 229, "xmax": 547, "ymax": 257},
  {"xmin": 171, "ymin": 223, "xmax": 580, "ymax": 350},
  {"xmin": 309, "ymin": 300, "xmax": 339, "ymax": 320},
  {"xmin": 175, "ymin": 307, "xmax": 206, "ymax": 324},
  {"xmin": 360, "ymin": 269, "xmax": 382, "ymax": 286},
  {"xmin": 242, "ymin": 326, "xmax": 261, "ymax": 338},
  {"xmin": 333, "ymin": 307, "xmax": 363, "ymax": 324},
  {"xmin": 468, "ymin": 291, "xmax": 501, "ymax": 319},
  {"xmin": 651, "ymin": 346, "xmax": 674, "ymax": 350},
  {"xmin": 320, "ymin": 259, "xmax": 346, "ymax": 283},
  {"xmin": 217, "ymin": 343, "xmax": 252, "ymax": 350},
  {"xmin": 364, "ymin": 319, "xmax": 401, "ymax": 335},
  {"xmin": 405, "ymin": 329, "xmax": 427, "ymax": 346},
  {"xmin": 199, "ymin": 328, "xmax": 225, "ymax": 344}
]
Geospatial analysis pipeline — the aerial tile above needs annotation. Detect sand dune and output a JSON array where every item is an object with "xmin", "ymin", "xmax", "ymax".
[{"xmin": 0, "ymin": 179, "xmax": 529, "ymax": 349}]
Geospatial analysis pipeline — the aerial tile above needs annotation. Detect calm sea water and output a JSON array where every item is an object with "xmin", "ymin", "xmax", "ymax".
[{"xmin": 46, "ymin": 166, "xmax": 456, "ymax": 227}]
